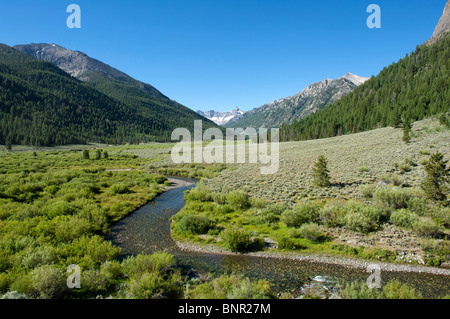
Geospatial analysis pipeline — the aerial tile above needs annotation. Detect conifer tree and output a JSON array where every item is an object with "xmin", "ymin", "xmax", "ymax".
[
  {"xmin": 312, "ymin": 155, "xmax": 331, "ymax": 187},
  {"xmin": 421, "ymin": 152, "xmax": 449, "ymax": 203},
  {"xmin": 402, "ymin": 118, "xmax": 412, "ymax": 144},
  {"xmin": 392, "ymin": 110, "xmax": 403, "ymax": 128},
  {"xmin": 440, "ymin": 113, "xmax": 449, "ymax": 128},
  {"xmin": 95, "ymin": 149, "xmax": 102, "ymax": 160},
  {"xmin": 83, "ymin": 150, "xmax": 90, "ymax": 160}
]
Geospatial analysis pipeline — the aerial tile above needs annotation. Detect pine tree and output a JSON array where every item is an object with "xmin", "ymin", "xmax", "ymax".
[
  {"xmin": 440, "ymin": 113, "xmax": 449, "ymax": 128},
  {"xmin": 392, "ymin": 109, "xmax": 403, "ymax": 128},
  {"xmin": 421, "ymin": 152, "xmax": 449, "ymax": 203},
  {"xmin": 95, "ymin": 149, "xmax": 102, "ymax": 160},
  {"xmin": 103, "ymin": 151, "xmax": 109, "ymax": 159},
  {"xmin": 402, "ymin": 118, "xmax": 412, "ymax": 144},
  {"xmin": 83, "ymin": 150, "xmax": 90, "ymax": 160},
  {"xmin": 312, "ymin": 155, "xmax": 331, "ymax": 187}
]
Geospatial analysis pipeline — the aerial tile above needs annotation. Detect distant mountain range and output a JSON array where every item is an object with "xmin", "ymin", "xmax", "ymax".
[
  {"xmin": 226, "ymin": 73, "xmax": 369, "ymax": 129},
  {"xmin": 1, "ymin": 43, "xmax": 217, "ymax": 146},
  {"xmin": 197, "ymin": 107, "xmax": 246, "ymax": 126},
  {"xmin": 279, "ymin": 0, "xmax": 450, "ymax": 142}
]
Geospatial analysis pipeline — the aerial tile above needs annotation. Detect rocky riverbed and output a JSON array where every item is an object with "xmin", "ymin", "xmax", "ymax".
[{"xmin": 174, "ymin": 239, "xmax": 450, "ymax": 276}]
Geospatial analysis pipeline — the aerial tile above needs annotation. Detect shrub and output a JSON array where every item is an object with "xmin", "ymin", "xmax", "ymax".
[
  {"xmin": 212, "ymin": 192, "xmax": 228, "ymax": 205},
  {"xmin": 390, "ymin": 209, "xmax": 418, "ymax": 229},
  {"xmin": 339, "ymin": 281, "xmax": 380, "ymax": 299},
  {"xmin": 380, "ymin": 280, "xmax": 422, "ymax": 299},
  {"xmin": 398, "ymin": 163, "xmax": 412, "ymax": 174},
  {"xmin": 62, "ymin": 235, "xmax": 121, "ymax": 269},
  {"xmin": 53, "ymin": 216, "xmax": 94, "ymax": 243},
  {"xmin": 342, "ymin": 202, "xmax": 380, "ymax": 233},
  {"xmin": 413, "ymin": 217, "xmax": 442, "ymax": 238},
  {"xmin": 278, "ymin": 237, "xmax": 303, "ymax": 250},
  {"xmin": 430, "ymin": 206, "xmax": 450, "ymax": 228},
  {"xmin": 358, "ymin": 166, "xmax": 370, "ymax": 173},
  {"xmin": 374, "ymin": 188, "xmax": 413, "ymax": 209},
  {"xmin": 280, "ymin": 210, "xmax": 299, "ymax": 228},
  {"xmin": 1, "ymin": 291, "xmax": 26, "ymax": 299},
  {"xmin": 108, "ymin": 184, "xmax": 131, "ymax": 195},
  {"xmin": 20, "ymin": 245, "xmax": 58, "ymax": 269},
  {"xmin": 29, "ymin": 265, "xmax": 67, "ymax": 299},
  {"xmin": 260, "ymin": 203, "xmax": 287, "ymax": 224},
  {"xmin": 44, "ymin": 185, "xmax": 59, "ymax": 195},
  {"xmin": 339, "ymin": 280, "xmax": 422, "ymax": 299},
  {"xmin": 187, "ymin": 274, "xmax": 273, "ymax": 299},
  {"xmin": 344, "ymin": 211, "xmax": 377, "ymax": 233},
  {"xmin": 298, "ymin": 223, "xmax": 323, "ymax": 242},
  {"xmin": 124, "ymin": 270, "xmax": 182, "ymax": 299},
  {"xmin": 319, "ymin": 201, "xmax": 346, "ymax": 227},
  {"xmin": 260, "ymin": 209, "xmax": 280, "ymax": 224},
  {"xmin": 174, "ymin": 214, "xmax": 214, "ymax": 235},
  {"xmin": 359, "ymin": 184, "xmax": 377, "ymax": 198},
  {"xmin": 280, "ymin": 202, "xmax": 320, "ymax": 227},
  {"xmin": 226, "ymin": 191, "xmax": 250, "ymax": 210},
  {"xmin": 42, "ymin": 201, "xmax": 76, "ymax": 219},
  {"xmin": 406, "ymin": 197, "xmax": 429, "ymax": 215},
  {"xmin": 154, "ymin": 175, "xmax": 168, "ymax": 184},
  {"xmin": 187, "ymin": 185, "xmax": 213, "ymax": 202},
  {"xmin": 122, "ymin": 253, "xmax": 176, "ymax": 278},
  {"xmin": 249, "ymin": 197, "xmax": 269, "ymax": 209},
  {"xmin": 390, "ymin": 174, "xmax": 403, "ymax": 186},
  {"xmin": 82, "ymin": 261, "xmax": 123, "ymax": 294},
  {"xmin": 220, "ymin": 227, "xmax": 252, "ymax": 253}
]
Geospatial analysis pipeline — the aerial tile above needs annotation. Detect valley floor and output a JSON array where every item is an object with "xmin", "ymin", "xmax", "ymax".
[{"xmin": 133, "ymin": 117, "xmax": 450, "ymax": 270}]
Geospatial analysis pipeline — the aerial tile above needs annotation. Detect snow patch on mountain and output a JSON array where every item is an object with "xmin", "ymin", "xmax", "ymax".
[{"xmin": 197, "ymin": 107, "xmax": 246, "ymax": 126}]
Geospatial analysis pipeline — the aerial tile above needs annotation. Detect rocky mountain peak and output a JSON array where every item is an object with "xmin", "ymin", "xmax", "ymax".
[
  {"xmin": 197, "ymin": 107, "xmax": 246, "ymax": 126},
  {"xmin": 340, "ymin": 73, "xmax": 370, "ymax": 86},
  {"xmin": 14, "ymin": 43, "xmax": 132, "ymax": 82},
  {"xmin": 427, "ymin": 0, "xmax": 450, "ymax": 45}
]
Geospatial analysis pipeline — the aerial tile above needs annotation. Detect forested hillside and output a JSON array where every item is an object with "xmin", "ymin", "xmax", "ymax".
[
  {"xmin": 0, "ymin": 44, "xmax": 217, "ymax": 147},
  {"xmin": 279, "ymin": 34, "xmax": 450, "ymax": 141},
  {"xmin": 14, "ymin": 43, "xmax": 218, "ymax": 145}
]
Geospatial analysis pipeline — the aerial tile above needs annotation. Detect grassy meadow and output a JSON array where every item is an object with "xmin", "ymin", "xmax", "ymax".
[
  {"xmin": 170, "ymin": 117, "xmax": 450, "ymax": 267},
  {"xmin": 0, "ymin": 116, "xmax": 448, "ymax": 299}
]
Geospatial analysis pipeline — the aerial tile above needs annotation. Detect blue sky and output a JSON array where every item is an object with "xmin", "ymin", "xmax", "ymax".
[{"xmin": 0, "ymin": 0, "xmax": 446, "ymax": 112}]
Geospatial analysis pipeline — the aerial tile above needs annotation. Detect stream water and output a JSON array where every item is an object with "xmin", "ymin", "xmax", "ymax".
[{"xmin": 106, "ymin": 178, "xmax": 450, "ymax": 298}]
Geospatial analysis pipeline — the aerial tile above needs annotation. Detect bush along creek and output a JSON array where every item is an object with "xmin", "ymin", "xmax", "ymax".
[{"xmin": 108, "ymin": 175, "xmax": 450, "ymax": 299}]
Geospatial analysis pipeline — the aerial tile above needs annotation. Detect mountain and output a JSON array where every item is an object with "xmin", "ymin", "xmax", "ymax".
[
  {"xmin": 279, "ymin": 32, "xmax": 450, "ymax": 142},
  {"xmin": 0, "ymin": 44, "xmax": 151, "ymax": 146},
  {"xmin": 197, "ymin": 107, "xmax": 245, "ymax": 126},
  {"xmin": 426, "ymin": 0, "xmax": 450, "ymax": 45},
  {"xmin": 0, "ymin": 44, "xmax": 217, "ymax": 146},
  {"xmin": 13, "ymin": 43, "xmax": 217, "ymax": 142},
  {"xmin": 226, "ymin": 73, "xmax": 369, "ymax": 129}
]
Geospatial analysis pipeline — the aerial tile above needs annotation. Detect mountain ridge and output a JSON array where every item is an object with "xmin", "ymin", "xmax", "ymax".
[
  {"xmin": 1, "ymin": 43, "xmax": 218, "ymax": 146},
  {"xmin": 197, "ymin": 107, "xmax": 246, "ymax": 126},
  {"xmin": 426, "ymin": 0, "xmax": 450, "ymax": 45},
  {"xmin": 13, "ymin": 43, "xmax": 218, "ymax": 141},
  {"xmin": 226, "ymin": 73, "xmax": 369, "ymax": 129}
]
